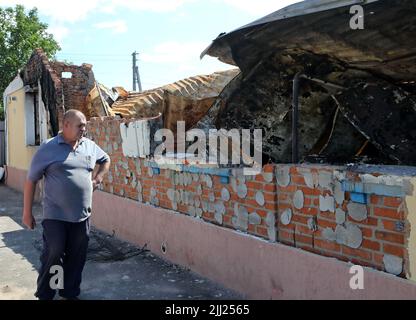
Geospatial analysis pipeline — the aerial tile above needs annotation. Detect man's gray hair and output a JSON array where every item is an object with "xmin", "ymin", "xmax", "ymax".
[{"xmin": 63, "ymin": 109, "xmax": 86, "ymax": 123}]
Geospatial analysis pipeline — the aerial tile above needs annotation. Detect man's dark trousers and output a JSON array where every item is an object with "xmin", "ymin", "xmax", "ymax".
[{"xmin": 35, "ymin": 218, "xmax": 90, "ymax": 300}]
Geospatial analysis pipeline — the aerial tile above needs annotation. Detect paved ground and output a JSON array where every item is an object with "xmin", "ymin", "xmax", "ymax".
[{"xmin": 0, "ymin": 184, "xmax": 243, "ymax": 300}]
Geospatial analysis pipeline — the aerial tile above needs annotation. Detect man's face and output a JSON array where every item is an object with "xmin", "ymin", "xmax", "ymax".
[{"xmin": 63, "ymin": 115, "xmax": 87, "ymax": 142}]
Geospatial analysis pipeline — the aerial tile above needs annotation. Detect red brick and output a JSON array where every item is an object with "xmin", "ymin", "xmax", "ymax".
[
  {"xmin": 319, "ymin": 211, "xmax": 335, "ymax": 221},
  {"xmin": 289, "ymin": 167, "xmax": 298, "ymax": 175},
  {"xmin": 255, "ymin": 174, "xmax": 264, "ymax": 182},
  {"xmin": 342, "ymin": 247, "xmax": 373, "ymax": 261},
  {"xmin": 256, "ymin": 210, "xmax": 268, "ymax": 218},
  {"xmin": 373, "ymin": 253, "xmax": 384, "ymax": 266},
  {"xmin": 382, "ymin": 219, "xmax": 405, "ymax": 233},
  {"xmin": 278, "ymin": 193, "xmax": 290, "ymax": 203},
  {"xmin": 292, "ymin": 214, "xmax": 309, "ymax": 225},
  {"xmin": 278, "ymin": 223, "xmax": 296, "ymax": 231},
  {"xmin": 383, "ymin": 197, "xmax": 402, "ymax": 208},
  {"xmin": 374, "ymin": 207, "xmax": 403, "ymax": 220},
  {"xmin": 317, "ymin": 218, "xmax": 337, "ymax": 229},
  {"xmin": 349, "ymin": 258, "xmax": 377, "ymax": 269},
  {"xmin": 291, "ymin": 175, "xmax": 306, "ymax": 186},
  {"xmin": 278, "ymin": 185, "xmax": 297, "ymax": 193},
  {"xmin": 382, "ymin": 243, "xmax": 405, "ymax": 258},
  {"xmin": 375, "ymin": 231, "xmax": 405, "ymax": 244},
  {"xmin": 296, "ymin": 224, "xmax": 315, "ymax": 235},
  {"xmin": 222, "ymin": 215, "xmax": 232, "ymax": 225},
  {"xmin": 303, "ymin": 197, "xmax": 312, "ymax": 206},
  {"xmin": 256, "ymin": 226, "xmax": 268, "ymax": 237},
  {"xmin": 361, "ymin": 239, "xmax": 381, "ymax": 251},
  {"xmin": 264, "ymin": 192, "xmax": 276, "ymax": 201},
  {"xmin": 361, "ymin": 227, "xmax": 373, "ymax": 238},
  {"xmin": 314, "ymin": 239, "xmax": 341, "ymax": 253},
  {"xmin": 244, "ymin": 199, "xmax": 259, "ymax": 208},
  {"xmin": 295, "ymin": 234, "xmax": 313, "ymax": 245},
  {"xmin": 264, "ymin": 184, "xmax": 277, "ymax": 192},
  {"xmin": 297, "ymin": 244, "xmax": 319, "ymax": 254},
  {"xmin": 300, "ymin": 207, "xmax": 318, "ymax": 215},
  {"xmin": 299, "ymin": 187, "xmax": 321, "ymax": 196},
  {"xmin": 278, "ymin": 229, "xmax": 295, "ymax": 243},
  {"xmin": 264, "ymin": 203, "xmax": 277, "ymax": 210},
  {"xmin": 247, "ymin": 223, "xmax": 256, "ymax": 233},
  {"xmin": 246, "ymin": 181, "xmax": 263, "ymax": 189}
]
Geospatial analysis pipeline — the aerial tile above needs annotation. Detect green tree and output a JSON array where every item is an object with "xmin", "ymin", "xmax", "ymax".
[{"xmin": 0, "ymin": 5, "xmax": 60, "ymax": 120}]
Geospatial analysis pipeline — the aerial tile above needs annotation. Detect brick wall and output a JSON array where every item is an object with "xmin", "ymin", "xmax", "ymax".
[
  {"xmin": 276, "ymin": 166, "xmax": 408, "ymax": 276},
  {"xmin": 50, "ymin": 61, "xmax": 95, "ymax": 120},
  {"xmin": 87, "ymin": 116, "xmax": 411, "ymax": 279},
  {"xmin": 20, "ymin": 49, "xmax": 96, "ymax": 134}
]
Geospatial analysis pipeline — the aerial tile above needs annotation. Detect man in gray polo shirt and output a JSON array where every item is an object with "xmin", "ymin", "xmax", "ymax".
[{"xmin": 23, "ymin": 109, "xmax": 110, "ymax": 300}]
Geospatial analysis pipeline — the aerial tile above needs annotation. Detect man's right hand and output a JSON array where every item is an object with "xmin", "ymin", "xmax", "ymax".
[{"xmin": 22, "ymin": 213, "xmax": 36, "ymax": 230}]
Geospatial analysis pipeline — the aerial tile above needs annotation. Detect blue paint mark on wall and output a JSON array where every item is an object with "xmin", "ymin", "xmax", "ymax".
[{"xmin": 341, "ymin": 181, "xmax": 404, "ymax": 198}]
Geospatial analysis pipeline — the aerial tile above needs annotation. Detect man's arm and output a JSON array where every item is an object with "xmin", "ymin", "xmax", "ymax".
[
  {"xmin": 23, "ymin": 180, "xmax": 37, "ymax": 229},
  {"xmin": 92, "ymin": 160, "xmax": 111, "ymax": 191}
]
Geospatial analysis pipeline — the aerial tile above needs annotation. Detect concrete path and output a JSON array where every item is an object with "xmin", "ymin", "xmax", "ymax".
[{"xmin": 0, "ymin": 184, "xmax": 243, "ymax": 300}]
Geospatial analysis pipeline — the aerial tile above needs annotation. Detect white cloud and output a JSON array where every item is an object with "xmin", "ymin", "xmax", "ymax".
[
  {"xmin": 47, "ymin": 24, "xmax": 70, "ymax": 42},
  {"xmin": 94, "ymin": 20, "xmax": 128, "ymax": 34},
  {"xmin": 0, "ymin": 0, "xmax": 101, "ymax": 23},
  {"xmin": 0, "ymin": 0, "xmax": 193, "ymax": 24},
  {"xmin": 220, "ymin": 0, "xmax": 302, "ymax": 17},
  {"xmin": 99, "ymin": 0, "xmax": 195, "ymax": 14},
  {"xmin": 140, "ymin": 41, "xmax": 235, "ymax": 90},
  {"xmin": 141, "ymin": 41, "xmax": 208, "ymax": 64}
]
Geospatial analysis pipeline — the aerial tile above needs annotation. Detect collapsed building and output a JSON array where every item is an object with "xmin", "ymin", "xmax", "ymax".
[
  {"xmin": 85, "ymin": 0, "xmax": 416, "ymax": 168},
  {"xmin": 197, "ymin": 0, "xmax": 416, "ymax": 166}
]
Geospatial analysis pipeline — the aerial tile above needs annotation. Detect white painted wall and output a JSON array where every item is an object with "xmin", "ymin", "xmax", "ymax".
[{"xmin": 120, "ymin": 120, "xmax": 150, "ymax": 158}]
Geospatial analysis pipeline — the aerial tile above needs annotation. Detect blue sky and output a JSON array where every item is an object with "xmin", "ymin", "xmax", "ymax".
[{"xmin": 0, "ymin": 0, "xmax": 300, "ymax": 91}]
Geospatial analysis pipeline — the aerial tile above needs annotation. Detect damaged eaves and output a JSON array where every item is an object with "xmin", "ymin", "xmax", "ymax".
[
  {"xmin": 199, "ymin": 0, "xmax": 416, "ymax": 166},
  {"xmin": 86, "ymin": 69, "xmax": 240, "ymax": 133}
]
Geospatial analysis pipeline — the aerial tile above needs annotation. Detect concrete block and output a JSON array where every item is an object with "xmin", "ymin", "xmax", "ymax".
[
  {"xmin": 323, "ymin": 228, "xmax": 336, "ymax": 242},
  {"xmin": 237, "ymin": 183, "xmax": 248, "ymax": 199},
  {"xmin": 196, "ymin": 185, "xmax": 203, "ymax": 196},
  {"xmin": 215, "ymin": 202, "xmax": 226, "ymax": 216},
  {"xmin": 221, "ymin": 188, "xmax": 230, "ymax": 202},
  {"xmin": 148, "ymin": 167, "xmax": 153, "ymax": 177},
  {"xmin": 293, "ymin": 190, "xmax": 304, "ymax": 209},
  {"xmin": 335, "ymin": 225, "xmax": 348, "ymax": 245},
  {"xmin": 202, "ymin": 201, "xmax": 208, "ymax": 212},
  {"xmin": 280, "ymin": 209, "xmax": 292, "ymax": 226},
  {"xmin": 188, "ymin": 206, "xmax": 196, "ymax": 217},
  {"xmin": 262, "ymin": 172, "xmax": 274, "ymax": 183},
  {"xmin": 267, "ymin": 227, "xmax": 277, "ymax": 242},
  {"xmin": 336, "ymin": 223, "xmax": 363, "ymax": 248},
  {"xmin": 334, "ymin": 181, "xmax": 345, "ymax": 205},
  {"xmin": 215, "ymin": 212, "xmax": 223, "ymax": 224},
  {"xmin": 335, "ymin": 208, "xmax": 346, "ymax": 225},
  {"xmin": 383, "ymin": 254, "xmax": 403, "ymax": 276},
  {"xmin": 205, "ymin": 175, "xmax": 213, "ymax": 188},
  {"xmin": 248, "ymin": 212, "xmax": 262, "ymax": 225},
  {"xmin": 255, "ymin": 191, "xmax": 265, "ymax": 206},
  {"xmin": 299, "ymin": 168, "xmax": 318, "ymax": 188},
  {"xmin": 265, "ymin": 212, "xmax": 275, "ymax": 227},
  {"xmin": 319, "ymin": 195, "xmax": 335, "ymax": 212},
  {"xmin": 276, "ymin": 166, "xmax": 290, "ymax": 187},
  {"xmin": 230, "ymin": 177, "xmax": 238, "ymax": 193},
  {"xmin": 318, "ymin": 172, "xmax": 333, "ymax": 190},
  {"xmin": 347, "ymin": 202, "xmax": 368, "ymax": 222},
  {"xmin": 307, "ymin": 217, "xmax": 318, "ymax": 231}
]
